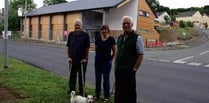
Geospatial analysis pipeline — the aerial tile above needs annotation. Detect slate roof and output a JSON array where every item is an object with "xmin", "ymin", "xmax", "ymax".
[
  {"xmin": 176, "ymin": 11, "xmax": 198, "ymax": 17},
  {"xmin": 26, "ymin": 0, "xmax": 125, "ymax": 16}
]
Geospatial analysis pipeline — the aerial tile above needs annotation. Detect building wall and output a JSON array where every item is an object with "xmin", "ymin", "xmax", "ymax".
[
  {"xmin": 66, "ymin": 12, "xmax": 81, "ymax": 32},
  {"xmin": 40, "ymin": 15, "xmax": 50, "ymax": 40},
  {"xmin": 52, "ymin": 14, "xmax": 64, "ymax": 41},
  {"xmin": 31, "ymin": 17, "xmax": 38, "ymax": 39},
  {"xmin": 157, "ymin": 12, "xmax": 170, "ymax": 23},
  {"xmin": 137, "ymin": 0, "xmax": 160, "ymax": 41},
  {"xmin": 108, "ymin": 0, "xmax": 138, "ymax": 30}
]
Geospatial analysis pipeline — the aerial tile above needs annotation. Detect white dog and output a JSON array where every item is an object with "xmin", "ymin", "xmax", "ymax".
[
  {"xmin": 87, "ymin": 95, "xmax": 94, "ymax": 103},
  {"xmin": 70, "ymin": 91, "xmax": 94, "ymax": 103}
]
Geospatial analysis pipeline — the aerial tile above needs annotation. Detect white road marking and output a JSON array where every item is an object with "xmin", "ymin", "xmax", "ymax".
[
  {"xmin": 174, "ymin": 60, "xmax": 187, "ymax": 64},
  {"xmin": 204, "ymin": 64, "xmax": 209, "ymax": 68},
  {"xmin": 147, "ymin": 58, "xmax": 170, "ymax": 62},
  {"xmin": 200, "ymin": 51, "xmax": 209, "ymax": 55},
  {"xmin": 175, "ymin": 56, "xmax": 194, "ymax": 61},
  {"xmin": 147, "ymin": 58, "xmax": 158, "ymax": 61},
  {"xmin": 174, "ymin": 56, "xmax": 194, "ymax": 64},
  {"xmin": 188, "ymin": 62, "xmax": 202, "ymax": 66},
  {"xmin": 158, "ymin": 59, "xmax": 170, "ymax": 62}
]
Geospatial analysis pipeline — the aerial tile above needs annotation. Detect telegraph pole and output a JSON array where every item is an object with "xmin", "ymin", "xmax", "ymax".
[
  {"xmin": 24, "ymin": 0, "xmax": 28, "ymax": 40},
  {"xmin": 3, "ymin": 0, "xmax": 8, "ymax": 68}
]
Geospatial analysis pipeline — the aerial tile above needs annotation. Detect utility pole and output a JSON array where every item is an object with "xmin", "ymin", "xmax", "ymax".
[
  {"xmin": 3, "ymin": 0, "xmax": 8, "ymax": 68},
  {"xmin": 24, "ymin": 0, "xmax": 28, "ymax": 40}
]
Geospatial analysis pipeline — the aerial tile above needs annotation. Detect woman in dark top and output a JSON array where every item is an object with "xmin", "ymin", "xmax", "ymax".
[{"xmin": 94, "ymin": 25, "xmax": 116, "ymax": 103}]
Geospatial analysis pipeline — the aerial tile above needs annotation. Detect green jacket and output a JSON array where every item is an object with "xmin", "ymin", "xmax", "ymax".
[{"xmin": 115, "ymin": 31, "xmax": 138, "ymax": 72}]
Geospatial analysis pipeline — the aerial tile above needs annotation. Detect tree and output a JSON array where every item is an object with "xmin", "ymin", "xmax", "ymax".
[
  {"xmin": 179, "ymin": 20, "xmax": 186, "ymax": 28},
  {"xmin": 186, "ymin": 21, "xmax": 194, "ymax": 27},
  {"xmin": 170, "ymin": 15, "xmax": 176, "ymax": 22},
  {"xmin": 203, "ymin": 5, "xmax": 209, "ymax": 15},
  {"xmin": 8, "ymin": 0, "xmax": 36, "ymax": 30},
  {"xmin": 164, "ymin": 15, "xmax": 170, "ymax": 24},
  {"xmin": 43, "ymin": 0, "xmax": 67, "ymax": 6}
]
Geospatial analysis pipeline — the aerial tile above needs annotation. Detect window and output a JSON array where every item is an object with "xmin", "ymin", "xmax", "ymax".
[{"xmin": 139, "ymin": 10, "xmax": 150, "ymax": 17}]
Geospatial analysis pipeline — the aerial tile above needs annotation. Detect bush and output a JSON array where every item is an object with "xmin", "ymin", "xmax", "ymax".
[
  {"xmin": 179, "ymin": 20, "xmax": 186, "ymax": 28},
  {"xmin": 177, "ymin": 31, "xmax": 192, "ymax": 40},
  {"xmin": 186, "ymin": 21, "xmax": 194, "ymax": 27}
]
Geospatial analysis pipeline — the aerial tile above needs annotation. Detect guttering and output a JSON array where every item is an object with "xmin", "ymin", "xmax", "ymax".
[{"xmin": 116, "ymin": 0, "xmax": 130, "ymax": 8}]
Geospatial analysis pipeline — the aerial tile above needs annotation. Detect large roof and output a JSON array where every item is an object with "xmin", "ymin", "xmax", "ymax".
[
  {"xmin": 176, "ymin": 11, "xmax": 198, "ymax": 17},
  {"xmin": 26, "ymin": 0, "xmax": 125, "ymax": 16}
]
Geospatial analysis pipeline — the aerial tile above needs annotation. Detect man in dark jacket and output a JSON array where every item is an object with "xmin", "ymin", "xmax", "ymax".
[
  {"xmin": 66, "ymin": 19, "xmax": 90, "ymax": 95},
  {"xmin": 114, "ymin": 16, "xmax": 144, "ymax": 103}
]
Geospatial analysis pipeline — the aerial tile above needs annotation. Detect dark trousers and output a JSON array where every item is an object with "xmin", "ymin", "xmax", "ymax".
[
  {"xmin": 114, "ymin": 70, "xmax": 136, "ymax": 103},
  {"xmin": 95, "ymin": 60, "xmax": 112, "ymax": 99},
  {"xmin": 68, "ymin": 63, "xmax": 87, "ymax": 94}
]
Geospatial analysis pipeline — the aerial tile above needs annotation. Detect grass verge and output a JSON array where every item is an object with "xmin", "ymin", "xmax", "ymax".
[{"xmin": 0, "ymin": 55, "xmax": 112, "ymax": 103}]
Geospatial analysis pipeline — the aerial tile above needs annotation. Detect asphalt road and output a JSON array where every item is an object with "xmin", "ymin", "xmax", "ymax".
[{"xmin": 0, "ymin": 29, "xmax": 209, "ymax": 103}]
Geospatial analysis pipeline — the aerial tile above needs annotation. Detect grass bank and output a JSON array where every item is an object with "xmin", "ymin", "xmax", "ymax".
[{"xmin": 0, "ymin": 55, "xmax": 110, "ymax": 103}]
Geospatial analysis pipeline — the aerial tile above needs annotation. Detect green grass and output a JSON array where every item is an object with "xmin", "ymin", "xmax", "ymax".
[{"xmin": 0, "ymin": 55, "xmax": 113, "ymax": 103}]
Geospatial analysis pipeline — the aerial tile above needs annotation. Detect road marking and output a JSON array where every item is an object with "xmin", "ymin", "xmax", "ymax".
[
  {"xmin": 188, "ymin": 62, "xmax": 202, "ymax": 66},
  {"xmin": 147, "ymin": 58, "xmax": 170, "ymax": 62},
  {"xmin": 158, "ymin": 59, "xmax": 170, "ymax": 62},
  {"xmin": 174, "ymin": 60, "xmax": 187, "ymax": 64},
  {"xmin": 174, "ymin": 56, "xmax": 194, "ymax": 64},
  {"xmin": 147, "ymin": 58, "xmax": 158, "ymax": 61},
  {"xmin": 200, "ymin": 51, "xmax": 209, "ymax": 55},
  {"xmin": 175, "ymin": 56, "xmax": 194, "ymax": 61},
  {"xmin": 204, "ymin": 64, "xmax": 209, "ymax": 68}
]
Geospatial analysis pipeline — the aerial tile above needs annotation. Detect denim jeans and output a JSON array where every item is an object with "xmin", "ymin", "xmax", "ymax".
[{"xmin": 94, "ymin": 60, "xmax": 112, "ymax": 99}]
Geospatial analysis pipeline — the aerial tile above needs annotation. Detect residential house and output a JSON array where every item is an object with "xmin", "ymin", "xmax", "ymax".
[
  {"xmin": 156, "ymin": 11, "xmax": 170, "ymax": 23},
  {"xmin": 202, "ymin": 14, "xmax": 209, "ymax": 29},
  {"xmin": 176, "ymin": 11, "xmax": 203, "ymax": 28},
  {"xmin": 21, "ymin": 0, "xmax": 160, "ymax": 43}
]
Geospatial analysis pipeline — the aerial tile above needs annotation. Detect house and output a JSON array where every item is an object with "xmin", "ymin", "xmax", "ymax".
[
  {"xmin": 156, "ymin": 12, "xmax": 170, "ymax": 23},
  {"xmin": 202, "ymin": 14, "xmax": 209, "ymax": 29},
  {"xmin": 21, "ymin": 0, "xmax": 160, "ymax": 43},
  {"xmin": 176, "ymin": 11, "xmax": 203, "ymax": 28}
]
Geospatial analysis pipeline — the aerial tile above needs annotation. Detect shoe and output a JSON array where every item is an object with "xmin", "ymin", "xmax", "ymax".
[
  {"xmin": 103, "ymin": 98, "xmax": 110, "ymax": 103},
  {"xmin": 93, "ymin": 96, "xmax": 99, "ymax": 101}
]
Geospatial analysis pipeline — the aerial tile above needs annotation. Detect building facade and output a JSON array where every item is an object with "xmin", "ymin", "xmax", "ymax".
[{"xmin": 21, "ymin": 0, "xmax": 160, "ymax": 43}]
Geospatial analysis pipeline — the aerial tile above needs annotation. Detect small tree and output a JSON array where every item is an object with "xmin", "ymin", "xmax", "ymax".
[
  {"xmin": 170, "ymin": 15, "xmax": 176, "ymax": 22},
  {"xmin": 186, "ymin": 21, "xmax": 194, "ymax": 27},
  {"xmin": 179, "ymin": 20, "xmax": 186, "ymax": 28},
  {"xmin": 164, "ymin": 15, "xmax": 170, "ymax": 24}
]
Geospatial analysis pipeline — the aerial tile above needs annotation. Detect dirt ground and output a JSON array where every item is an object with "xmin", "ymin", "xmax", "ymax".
[{"xmin": 0, "ymin": 87, "xmax": 20, "ymax": 102}]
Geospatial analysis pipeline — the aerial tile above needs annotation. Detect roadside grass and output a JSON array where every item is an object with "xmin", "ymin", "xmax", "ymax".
[{"xmin": 0, "ymin": 55, "xmax": 112, "ymax": 103}]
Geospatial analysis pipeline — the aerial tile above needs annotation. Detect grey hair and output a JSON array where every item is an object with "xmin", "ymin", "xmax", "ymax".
[
  {"xmin": 121, "ymin": 16, "xmax": 133, "ymax": 24},
  {"xmin": 74, "ymin": 19, "xmax": 83, "ymax": 25}
]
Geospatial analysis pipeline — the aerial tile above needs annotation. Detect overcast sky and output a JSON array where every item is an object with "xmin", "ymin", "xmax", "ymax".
[{"xmin": 0, "ymin": 0, "xmax": 209, "ymax": 9}]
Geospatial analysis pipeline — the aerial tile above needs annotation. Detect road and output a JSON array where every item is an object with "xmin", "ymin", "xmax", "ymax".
[{"xmin": 0, "ymin": 29, "xmax": 209, "ymax": 103}]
